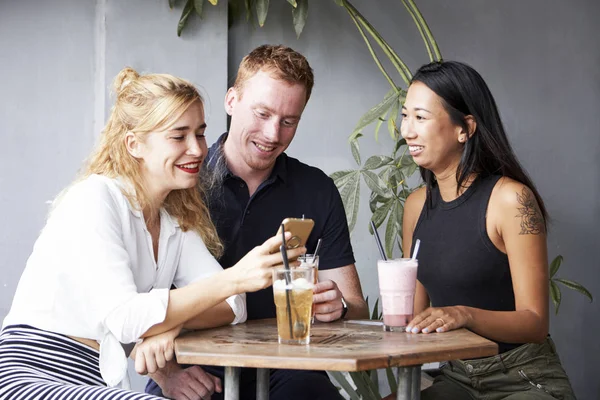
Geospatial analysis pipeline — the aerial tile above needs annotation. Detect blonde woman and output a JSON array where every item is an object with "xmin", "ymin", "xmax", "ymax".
[{"xmin": 0, "ymin": 67, "xmax": 304, "ymax": 400}]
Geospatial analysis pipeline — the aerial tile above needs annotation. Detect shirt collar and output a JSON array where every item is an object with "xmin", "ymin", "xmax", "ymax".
[{"xmin": 207, "ymin": 132, "xmax": 287, "ymax": 184}]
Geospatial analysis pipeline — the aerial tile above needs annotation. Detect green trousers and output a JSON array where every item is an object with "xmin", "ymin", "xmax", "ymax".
[{"xmin": 422, "ymin": 337, "xmax": 576, "ymax": 400}]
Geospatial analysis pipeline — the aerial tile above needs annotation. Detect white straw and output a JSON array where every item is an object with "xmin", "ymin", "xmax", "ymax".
[{"xmin": 411, "ymin": 239, "xmax": 421, "ymax": 261}]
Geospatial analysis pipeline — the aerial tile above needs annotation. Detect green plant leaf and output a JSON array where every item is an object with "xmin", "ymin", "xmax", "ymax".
[
  {"xmin": 385, "ymin": 200, "xmax": 400, "ymax": 258},
  {"xmin": 369, "ymin": 192, "xmax": 389, "ymax": 214},
  {"xmin": 352, "ymin": 89, "xmax": 400, "ymax": 137},
  {"xmin": 349, "ymin": 371, "xmax": 380, "ymax": 400},
  {"xmin": 549, "ymin": 255, "xmax": 562, "ymax": 278},
  {"xmin": 169, "ymin": 0, "xmax": 176, "ymax": 10},
  {"xmin": 339, "ymin": 171, "xmax": 361, "ymax": 232},
  {"xmin": 555, "ymin": 278, "xmax": 593, "ymax": 302},
  {"xmin": 245, "ymin": 0, "xmax": 252, "ymax": 21},
  {"xmin": 387, "ymin": 169, "xmax": 398, "ymax": 193},
  {"xmin": 328, "ymin": 371, "xmax": 361, "ymax": 400},
  {"xmin": 405, "ymin": 160, "xmax": 419, "ymax": 180},
  {"xmin": 393, "ymin": 137, "xmax": 407, "ymax": 156},
  {"xmin": 396, "ymin": 154, "xmax": 415, "ymax": 168},
  {"xmin": 378, "ymin": 166, "xmax": 390, "ymax": 180},
  {"xmin": 369, "ymin": 369, "xmax": 379, "ymax": 395},
  {"xmin": 287, "ymin": 0, "xmax": 297, "ymax": 7},
  {"xmin": 374, "ymin": 116, "xmax": 386, "ymax": 142},
  {"xmin": 177, "ymin": 0, "xmax": 195, "ymax": 36},
  {"xmin": 344, "ymin": 7, "xmax": 398, "ymax": 93},
  {"xmin": 369, "ymin": 191, "xmax": 379, "ymax": 214},
  {"xmin": 255, "ymin": 0, "xmax": 269, "ymax": 27},
  {"xmin": 291, "ymin": 0, "xmax": 308, "ymax": 38},
  {"xmin": 362, "ymin": 170, "xmax": 392, "ymax": 198},
  {"xmin": 390, "ymin": 168, "xmax": 405, "ymax": 190},
  {"xmin": 401, "ymin": 0, "xmax": 442, "ymax": 61},
  {"xmin": 363, "ymin": 155, "xmax": 393, "ymax": 170},
  {"xmin": 371, "ymin": 198, "xmax": 393, "ymax": 228},
  {"xmin": 343, "ymin": 0, "xmax": 412, "ymax": 85},
  {"xmin": 350, "ymin": 138, "xmax": 361, "ymax": 166},
  {"xmin": 194, "ymin": 0, "xmax": 204, "ymax": 17},
  {"xmin": 371, "ymin": 297, "xmax": 380, "ymax": 320},
  {"xmin": 330, "ymin": 169, "xmax": 358, "ymax": 188},
  {"xmin": 348, "ymin": 130, "xmax": 363, "ymax": 143},
  {"xmin": 550, "ymin": 280, "xmax": 561, "ymax": 315},
  {"xmin": 396, "ymin": 199, "xmax": 404, "ymax": 226},
  {"xmin": 387, "ymin": 97, "xmax": 401, "ymax": 140},
  {"xmin": 207, "ymin": 0, "xmax": 217, "ymax": 4},
  {"xmin": 385, "ymin": 367, "xmax": 398, "ymax": 394}
]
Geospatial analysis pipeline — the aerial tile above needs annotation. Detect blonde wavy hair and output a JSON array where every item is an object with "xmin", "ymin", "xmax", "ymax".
[{"xmin": 80, "ymin": 67, "xmax": 222, "ymax": 257}]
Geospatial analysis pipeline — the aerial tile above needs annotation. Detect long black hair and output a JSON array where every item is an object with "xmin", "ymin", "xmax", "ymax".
[{"xmin": 411, "ymin": 60, "xmax": 548, "ymax": 226}]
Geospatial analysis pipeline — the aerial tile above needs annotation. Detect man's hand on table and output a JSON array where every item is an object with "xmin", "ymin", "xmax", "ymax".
[
  {"xmin": 150, "ymin": 361, "xmax": 222, "ymax": 400},
  {"xmin": 312, "ymin": 280, "xmax": 345, "ymax": 322}
]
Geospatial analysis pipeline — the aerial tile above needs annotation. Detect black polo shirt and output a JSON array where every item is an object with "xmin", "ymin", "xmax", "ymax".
[{"xmin": 204, "ymin": 133, "xmax": 355, "ymax": 320}]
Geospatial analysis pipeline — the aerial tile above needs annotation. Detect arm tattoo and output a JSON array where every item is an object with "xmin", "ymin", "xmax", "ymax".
[{"xmin": 516, "ymin": 188, "xmax": 545, "ymax": 235}]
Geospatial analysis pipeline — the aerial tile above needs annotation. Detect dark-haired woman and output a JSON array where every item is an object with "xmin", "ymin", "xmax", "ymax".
[{"xmin": 400, "ymin": 61, "xmax": 575, "ymax": 399}]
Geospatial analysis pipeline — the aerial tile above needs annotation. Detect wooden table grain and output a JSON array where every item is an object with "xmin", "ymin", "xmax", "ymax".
[{"xmin": 175, "ymin": 319, "xmax": 498, "ymax": 400}]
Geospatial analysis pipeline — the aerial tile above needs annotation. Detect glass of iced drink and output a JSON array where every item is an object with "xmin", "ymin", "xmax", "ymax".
[
  {"xmin": 297, "ymin": 254, "xmax": 319, "ymax": 282},
  {"xmin": 273, "ymin": 267, "xmax": 315, "ymax": 344},
  {"xmin": 377, "ymin": 258, "xmax": 418, "ymax": 332},
  {"xmin": 296, "ymin": 255, "xmax": 319, "ymax": 323}
]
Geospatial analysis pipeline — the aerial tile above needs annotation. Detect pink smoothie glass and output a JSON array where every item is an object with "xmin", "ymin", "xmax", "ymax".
[{"xmin": 377, "ymin": 258, "xmax": 418, "ymax": 332}]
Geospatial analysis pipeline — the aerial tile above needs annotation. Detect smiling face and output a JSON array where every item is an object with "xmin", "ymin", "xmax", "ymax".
[
  {"xmin": 401, "ymin": 81, "xmax": 466, "ymax": 176},
  {"xmin": 223, "ymin": 70, "xmax": 307, "ymax": 180},
  {"xmin": 128, "ymin": 100, "xmax": 207, "ymax": 203}
]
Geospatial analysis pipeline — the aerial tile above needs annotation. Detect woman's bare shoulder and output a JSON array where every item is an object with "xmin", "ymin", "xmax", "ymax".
[{"xmin": 404, "ymin": 186, "xmax": 427, "ymax": 223}]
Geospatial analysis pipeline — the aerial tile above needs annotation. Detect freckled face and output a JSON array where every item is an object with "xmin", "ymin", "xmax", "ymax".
[{"xmin": 224, "ymin": 70, "xmax": 307, "ymax": 173}]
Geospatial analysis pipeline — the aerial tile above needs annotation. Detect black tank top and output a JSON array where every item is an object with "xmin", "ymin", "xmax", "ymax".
[{"xmin": 412, "ymin": 175, "xmax": 521, "ymax": 353}]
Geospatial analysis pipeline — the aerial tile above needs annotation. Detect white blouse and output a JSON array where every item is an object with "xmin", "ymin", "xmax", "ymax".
[{"xmin": 3, "ymin": 174, "xmax": 246, "ymax": 388}]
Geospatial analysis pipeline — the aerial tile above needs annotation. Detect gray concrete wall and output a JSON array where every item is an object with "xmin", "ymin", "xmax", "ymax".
[
  {"xmin": 229, "ymin": 1, "xmax": 599, "ymax": 399},
  {"xmin": 1, "ymin": 0, "xmax": 598, "ymax": 398}
]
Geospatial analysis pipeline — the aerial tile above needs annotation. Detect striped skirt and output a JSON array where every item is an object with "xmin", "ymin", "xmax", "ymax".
[{"xmin": 0, "ymin": 325, "xmax": 163, "ymax": 399}]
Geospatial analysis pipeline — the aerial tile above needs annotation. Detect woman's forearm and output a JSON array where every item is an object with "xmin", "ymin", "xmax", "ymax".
[
  {"xmin": 462, "ymin": 306, "xmax": 548, "ymax": 344},
  {"xmin": 183, "ymin": 301, "xmax": 235, "ymax": 330},
  {"xmin": 142, "ymin": 269, "xmax": 238, "ymax": 337}
]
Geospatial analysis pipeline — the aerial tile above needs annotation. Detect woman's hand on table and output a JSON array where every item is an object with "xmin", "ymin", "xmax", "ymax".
[
  {"xmin": 406, "ymin": 306, "xmax": 472, "ymax": 334},
  {"xmin": 132, "ymin": 324, "xmax": 182, "ymax": 375}
]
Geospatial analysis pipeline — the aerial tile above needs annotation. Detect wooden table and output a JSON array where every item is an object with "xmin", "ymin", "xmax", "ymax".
[{"xmin": 175, "ymin": 319, "xmax": 497, "ymax": 400}]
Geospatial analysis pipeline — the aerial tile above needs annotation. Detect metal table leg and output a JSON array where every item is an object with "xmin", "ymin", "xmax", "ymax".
[
  {"xmin": 410, "ymin": 366, "xmax": 421, "ymax": 400},
  {"xmin": 224, "ymin": 366, "xmax": 241, "ymax": 400},
  {"xmin": 256, "ymin": 368, "xmax": 270, "ymax": 400},
  {"xmin": 396, "ymin": 366, "xmax": 421, "ymax": 400}
]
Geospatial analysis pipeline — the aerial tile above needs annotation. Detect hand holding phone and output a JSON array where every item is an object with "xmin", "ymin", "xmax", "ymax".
[{"xmin": 277, "ymin": 218, "xmax": 314, "ymax": 249}]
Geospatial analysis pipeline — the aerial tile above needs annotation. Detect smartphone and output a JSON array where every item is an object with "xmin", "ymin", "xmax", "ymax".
[{"xmin": 277, "ymin": 218, "xmax": 315, "ymax": 249}]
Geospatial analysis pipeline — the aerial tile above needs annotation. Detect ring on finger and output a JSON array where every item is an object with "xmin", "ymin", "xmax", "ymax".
[{"xmin": 435, "ymin": 317, "xmax": 445, "ymax": 325}]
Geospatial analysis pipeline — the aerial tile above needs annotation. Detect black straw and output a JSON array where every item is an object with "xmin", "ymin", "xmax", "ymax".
[
  {"xmin": 280, "ymin": 225, "xmax": 294, "ymax": 338},
  {"xmin": 370, "ymin": 221, "xmax": 387, "ymax": 261},
  {"xmin": 280, "ymin": 224, "xmax": 291, "ymax": 272}
]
